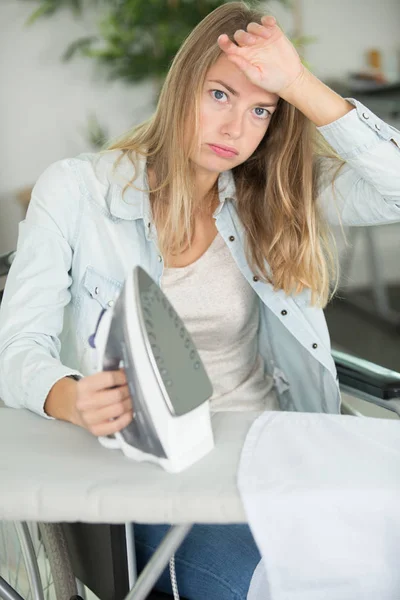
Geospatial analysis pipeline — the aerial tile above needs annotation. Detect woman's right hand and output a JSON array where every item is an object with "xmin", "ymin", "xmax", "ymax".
[{"xmin": 74, "ymin": 369, "xmax": 134, "ymax": 436}]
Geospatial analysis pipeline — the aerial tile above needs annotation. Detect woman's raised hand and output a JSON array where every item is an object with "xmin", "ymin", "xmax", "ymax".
[
  {"xmin": 74, "ymin": 369, "xmax": 134, "ymax": 437},
  {"xmin": 217, "ymin": 16, "xmax": 305, "ymax": 96}
]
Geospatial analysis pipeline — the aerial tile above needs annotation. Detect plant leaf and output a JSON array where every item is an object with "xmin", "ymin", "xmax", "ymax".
[
  {"xmin": 25, "ymin": 1, "xmax": 56, "ymax": 26},
  {"xmin": 62, "ymin": 36, "xmax": 98, "ymax": 61}
]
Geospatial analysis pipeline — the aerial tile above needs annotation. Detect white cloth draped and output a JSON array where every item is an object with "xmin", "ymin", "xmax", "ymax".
[{"xmin": 238, "ymin": 412, "xmax": 400, "ymax": 600}]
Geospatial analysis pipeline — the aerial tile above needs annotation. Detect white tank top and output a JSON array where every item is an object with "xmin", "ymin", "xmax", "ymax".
[{"xmin": 160, "ymin": 232, "xmax": 280, "ymax": 412}]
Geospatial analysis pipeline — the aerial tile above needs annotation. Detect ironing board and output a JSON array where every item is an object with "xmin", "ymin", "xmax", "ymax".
[
  {"xmin": 2, "ymin": 402, "xmax": 399, "ymax": 600},
  {"xmin": 0, "ymin": 406, "xmax": 260, "ymax": 599},
  {"xmin": 0, "ymin": 406, "xmax": 254, "ymax": 525}
]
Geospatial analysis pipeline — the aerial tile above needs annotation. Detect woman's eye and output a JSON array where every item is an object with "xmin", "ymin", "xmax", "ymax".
[
  {"xmin": 253, "ymin": 107, "xmax": 271, "ymax": 119},
  {"xmin": 211, "ymin": 89, "xmax": 228, "ymax": 102},
  {"xmin": 210, "ymin": 90, "xmax": 271, "ymax": 120}
]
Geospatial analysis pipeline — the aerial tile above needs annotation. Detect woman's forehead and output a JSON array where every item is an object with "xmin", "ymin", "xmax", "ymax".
[{"xmin": 205, "ymin": 56, "xmax": 279, "ymax": 105}]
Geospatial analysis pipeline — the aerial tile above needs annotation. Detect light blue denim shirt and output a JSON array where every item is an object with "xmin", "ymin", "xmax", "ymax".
[{"xmin": 0, "ymin": 99, "xmax": 399, "ymax": 418}]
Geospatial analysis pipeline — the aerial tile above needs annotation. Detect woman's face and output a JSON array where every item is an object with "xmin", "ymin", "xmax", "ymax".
[{"xmin": 190, "ymin": 54, "xmax": 279, "ymax": 175}]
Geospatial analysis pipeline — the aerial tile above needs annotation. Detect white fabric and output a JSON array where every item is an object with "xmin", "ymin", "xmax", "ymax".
[
  {"xmin": 247, "ymin": 559, "xmax": 270, "ymax": 599},
  {"xmin": 161, "ymin": 232, "xmax": 279, "ymax": 412},
  {"xmin": 238, "ymin": 411, "xmax": 400, "ymax": 600}
]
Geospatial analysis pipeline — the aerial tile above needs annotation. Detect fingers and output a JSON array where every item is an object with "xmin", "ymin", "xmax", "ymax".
[
  {"xmin": 81, "ymin": 368, "xmax": 127, "ymax": 394},
  {"xmin": 217, "ymin": 30, "xmax": 263, "ymax": 80},
  {"xmin": 74, "ymin": 368, "xmax": 135, "ymax": 437},
  {"xmin": 217, "ymin": 33, "xmax": 241, "ymax": 55},
  {"xmin": 247, "ymin": 19, "xmax": 276, "ymax": 40},
  {"xmin": 86, "ymin": 396, "xmax": 133, "ymax": 426},
  {"xmin": 81, "ymin": 392, "xmax": 134, "ymax": 436},
  {"xmin": 218, "ymin": 17, "xmax": 278, "ymax": 53},
  {"xmin": 90, "ymin": 410, "xmax": 134, "ymax": 438},
  {"xmin": 77, "ymin": 384, "xmax": 132, "ymax": 411},
  {"xmin": 233, "ymin": 29, "xmax": 257, "ymax": 47},
  {"xmin": 261, "ymin": 15, "xmax": 277, "ymax": 28}
]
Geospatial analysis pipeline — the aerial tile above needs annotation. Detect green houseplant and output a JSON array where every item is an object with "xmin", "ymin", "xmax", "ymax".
[{"xmin": 22, "ymin": 0, "xmax": 299, "ymax": 84}]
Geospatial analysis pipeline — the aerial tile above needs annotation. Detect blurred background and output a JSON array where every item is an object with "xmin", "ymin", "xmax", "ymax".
[{"xmin": 0, "ymin": 0, "xmax": 399, "ymax": 374}]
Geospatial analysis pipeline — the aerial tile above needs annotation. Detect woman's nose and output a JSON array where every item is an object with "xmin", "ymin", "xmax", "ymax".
[{"xmin": 221, "ymin": 111, "xmax": 243, "ymax": 139}]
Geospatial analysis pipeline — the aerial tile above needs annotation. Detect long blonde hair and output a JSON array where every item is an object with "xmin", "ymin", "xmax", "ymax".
[{"xmin": 106, "ymin": 1, "xmax": 344, "ymax": 307}]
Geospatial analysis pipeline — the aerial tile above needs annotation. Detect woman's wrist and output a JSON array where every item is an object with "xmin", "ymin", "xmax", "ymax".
[
  {"xmin": 279, "ymin": 68, "xmax": 354, "ymax": 127},
  {"xmin": 44, "ymin": 376, "xmax": 81, "ymax": 425}
]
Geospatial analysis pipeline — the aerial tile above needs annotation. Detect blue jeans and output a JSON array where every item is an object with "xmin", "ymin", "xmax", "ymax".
[{"xmin": 134, "ymin": 523, "xmax": 261, "ymax": 600}]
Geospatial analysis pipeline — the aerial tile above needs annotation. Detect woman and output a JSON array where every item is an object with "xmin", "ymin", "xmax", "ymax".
[{"xmin": 1, "ymin": 2, "xmax": 399, "ymax": 598}]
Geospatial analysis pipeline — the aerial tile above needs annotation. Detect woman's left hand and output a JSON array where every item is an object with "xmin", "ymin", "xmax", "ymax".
[{"xmin": 217, "ymin": 16, "xmax": 305, "ymax": 97}]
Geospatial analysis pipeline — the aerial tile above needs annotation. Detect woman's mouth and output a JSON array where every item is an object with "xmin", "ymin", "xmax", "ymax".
[{"xmin": 207, "ymin": 144, "xmax": 238, "ymax": 158}]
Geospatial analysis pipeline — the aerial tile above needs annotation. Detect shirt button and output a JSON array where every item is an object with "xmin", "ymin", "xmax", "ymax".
[
  {"xmin": 312, "ymin": 343, "xmax": 318, "ymax": 349},
  {"xmin": 281, "ymin": 310, "xmax": 287, "ymax": 316},
  {"xmin": 362, "ymin": 112, "xmax": 369, "ymax": 120},
  {"xmin": 229, "ymin": 235, "xmax": 235, "ymax": 242},
  {"xmin": 95, "ymin": 287, "xmax": 99, "ymax": 295},
  {"xmin": 158, "ymin": 255, "xmax": 163, "ymax": 262},
  {"xmin": 375, "ymin": 123, "xmax": 381, "ymax": 131},
  {"xmin": 108, "ymin": 300, "xmax": 114, "ymax": 307},
  {"xmin": 253, "ymin": 275, "xmax": 259, "ymax": 282}
]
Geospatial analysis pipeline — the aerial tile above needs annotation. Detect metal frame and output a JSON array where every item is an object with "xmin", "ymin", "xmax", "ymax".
[
  {"xmin": 0, "ymin": 523, "xmax": 44, "ymax": 600},
  {"xmin": 0, "ymin": 577, "xmax": 24, "ymax": 600},
  {"xmin": 125, "ymin": 524, "xmax": 192, "ymax": 600}
]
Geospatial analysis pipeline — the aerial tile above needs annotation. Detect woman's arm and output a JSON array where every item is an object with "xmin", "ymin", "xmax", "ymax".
[
  {"xmin": 218, "ymin": 17, "xmax": 400, "ymax": 227},
  {"xmin": 44, "ymin": 370, "xmax": 134, "ymax": 436},
  {"xmin": 279, "ymin": 71, "xmax": 400, "ymax": 226},
  {"xmin": 315, "ymin": 99, "xmax": 400, "ymax": 226},
  {"xmin": 280, "ymin": 68, "xmax": 354, "ymax": 127},
  {"xmin": 44, "ymin": 376, "xmax": 80, "ymax": 423},
  {"xmin": 0, "ymin": 160, "xmax": 83, "ymax": 418}
]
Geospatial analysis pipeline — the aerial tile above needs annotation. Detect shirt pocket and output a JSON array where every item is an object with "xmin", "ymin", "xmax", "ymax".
[{"xmin": 76, "ymin": 266, "xmax": 123, "ymax": 347}]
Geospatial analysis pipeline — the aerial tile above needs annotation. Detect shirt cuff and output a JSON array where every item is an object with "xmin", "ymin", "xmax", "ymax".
[
  {"xmin": 27, "ymin": 364, "xmax": 83, "ymax": 420},
  {"xmin": 317, "ymin": 98, "xmax": 394, "ymax": 160}
]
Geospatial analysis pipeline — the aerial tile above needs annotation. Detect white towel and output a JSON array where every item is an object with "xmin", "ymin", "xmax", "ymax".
[{"xmin": 238, "ymin": 411, "xmax": 400, "ymax": 600}]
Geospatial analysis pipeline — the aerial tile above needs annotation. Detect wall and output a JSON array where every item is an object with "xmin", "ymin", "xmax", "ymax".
[
  {"xmin": 0, "ymin": 0, "xmax": 154, "ymax": 253},
  {"xmin": 269, "ymin": 0, "xmax": 400, "ymax": 81},
  {"xmin": 1, "ymin": 0, "xmax": 399, "ymax": 288}
]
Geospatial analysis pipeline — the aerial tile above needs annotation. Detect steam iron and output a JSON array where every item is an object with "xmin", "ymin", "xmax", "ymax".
[{"xmin": 91, "ymin": 266, "xmax": 215, "ymax": 473}]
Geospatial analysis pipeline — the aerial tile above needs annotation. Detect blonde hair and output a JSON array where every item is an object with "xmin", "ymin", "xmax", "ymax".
[{"xmin": 106, "ymin": 1, "xmax": 344, "ymax": 307}]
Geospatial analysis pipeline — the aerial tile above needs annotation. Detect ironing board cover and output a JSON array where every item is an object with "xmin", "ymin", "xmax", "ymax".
[
  {"xmin": 238, "ymin": 411, "xmax": 400, "ymax": 600},
  {"xmin": 0, "ymin": 406, "xmax": 255, "ymax": 524}
]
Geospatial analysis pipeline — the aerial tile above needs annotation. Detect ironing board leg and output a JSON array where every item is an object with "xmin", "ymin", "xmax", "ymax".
[
  {"xmin": 125, "ymin": 523, "xmax": 138, "ymax": 587},
  {"xmin": 123, "ymin": 523, "xmax": 193, "ymax": 600}
]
